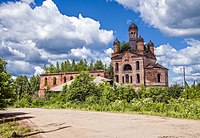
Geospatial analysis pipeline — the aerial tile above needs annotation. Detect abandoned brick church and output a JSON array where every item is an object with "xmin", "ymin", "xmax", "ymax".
[
  {"xmin": 38, "ymin": 23, "xmax": 168, "ymax": 97},
  {"xmin": 111, "ymin": 23, "xmax": 168, "ymax": 87}
]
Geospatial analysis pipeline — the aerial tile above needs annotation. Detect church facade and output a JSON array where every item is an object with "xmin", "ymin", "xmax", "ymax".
[{"xmin": 111, "ymin": 23, "xmax": 168, "ymax": 87}]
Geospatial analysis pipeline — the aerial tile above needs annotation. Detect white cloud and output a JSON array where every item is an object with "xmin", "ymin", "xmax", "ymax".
[
  {"xmin": 105, "ymin": 48, "xmax": 113, "ymax": 55},
  {"xmin": 70, "ymin": 47, "xmax": 93, "ymax": 59},
  {"xmin": 155, "ymin": 39, "xmax": 200, "ymax": 84},
  {"xmin": 6, "ymin": 60, "xmax": 35, "ymax": 76},
  {"xmin": 69, "ymin": 47, "xmax": 112, "ymax": 65},
  {"xmin": 0, "ymin": 0, "xmax": 114, "ymax": 76},
  {"xmin": 21, "ymin": 0, "xmax": 34, "ymax": 4},
  {"xmin": 115, "ymin": 0, "xmax": 200, "ymax": 36},
  {"xmin": 34, "ymin": 66, "xmax": 44, "ymax": 75}
]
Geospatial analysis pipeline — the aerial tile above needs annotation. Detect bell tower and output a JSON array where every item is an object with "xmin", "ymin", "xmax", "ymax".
[{"xmin": 129, "ymin": 23, "xmax": 138, "ymax": 41}]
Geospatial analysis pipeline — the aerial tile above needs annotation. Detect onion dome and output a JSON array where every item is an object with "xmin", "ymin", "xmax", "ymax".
[
  {"xmin": 113, "ymin": 38, "xmax": 120, "ymax": 45},
  {"xmin": 138, "ymin": 35, "xmax": 144, "ymax": 42},
  {"xmin": 148, "ymin": 40, "xmax": 154, "ymax": 46},
  {"xmin": 128, "ymin": 23, "xmax": 138, "ymax": 31}
]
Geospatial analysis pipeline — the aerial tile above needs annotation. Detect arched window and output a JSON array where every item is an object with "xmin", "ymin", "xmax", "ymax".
[
  {"xmin": 130, "ymin": 76, "xmax": 133, "ymax": 83},
  {"xmin": 130, "ymin": 32, "xmax": 133, "ymax": 38},
  {"xmin": 125, "ymin": 74, "xmax": 129, "ymax": 83},
  {"xmin": 136, "ymin": 61, "xmax": 140, "ymax": 70},
  {"xmin": 115, "ymin": 75, "xmax": 119, "ymax": 83},
  {"xmin": 44, "ymin": 78, "xmax": 47, "ymax": 86},
  {"xmin": 115, "ymin": 63, "xmax": 119, "ymax": 71},
  {"xmin": 157, "ymin": 74, "xmax": 161, "ymax": 82},
  {"xmin": 53, "ymin": 77, "xmax": 56, "ymax": 85},
  {"xmin": 136, "ymin": 74, "xmax": 140, "ymax": 83},
  {"xmin": 70, "ymin": 76, "xmax": 73, "ymax": 80},
  {"xmin": 64, "ymin": 77, "xmax": 66, "ymax": 83},
  {"xmin": 134, "ymin": 32, "xmax": 136, "ymax": 38},
  {"xmin": 124, "ymin": 64, "xmax": 132, "ymax": 71},
  {"xmin": 122, "ymin": 76, "xmax": 124, "ymax": 84}
]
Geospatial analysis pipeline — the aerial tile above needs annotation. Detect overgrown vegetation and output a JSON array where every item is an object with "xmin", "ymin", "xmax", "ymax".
[
  {"xmin": 0, "ymin": 121, "xmax": 31, "ymax": 138},
  {"xmin": 0, "ymin": 58, "xmax": 15, "ymax": 108},
  {"xmin": 1, "ymin": 58, "xmax": 200, "ymax": 120},
  {"xmin": 116, "ymin": 40, "xmax": 152, "ymax": 53},
  {"xmin": 12, "ymin": 71, "xmax": 200, "ymax": 120}
]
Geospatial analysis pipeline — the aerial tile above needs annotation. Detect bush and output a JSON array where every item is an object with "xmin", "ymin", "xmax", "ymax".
[{"xmin": 66, "ymin": 71, "xmax": 100, "ymax": 103}]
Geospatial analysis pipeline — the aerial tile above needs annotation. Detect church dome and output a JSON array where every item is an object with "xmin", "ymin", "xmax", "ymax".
[
  {"xmin": 138, "ymin": 35, "xmax": 144, "ymax": 42},
  {"xmin": 148, "ymin": 40, "xmax": 154, "ymax": 46},
  {"xmin": 128, "ymin": 23, "xmax": 138, "ymax": 31},
  {"xmin": 113, "ymin": 39, "xmax": 120, "ymax": 45}
]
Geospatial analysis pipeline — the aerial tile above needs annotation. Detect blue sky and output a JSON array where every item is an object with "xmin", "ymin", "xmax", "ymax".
[
  {"xmin": 0, "ymin": 0, "xmax": 200, "ymax": 85},
  {"xmin": 27, "ymin": 0, "xmax": 188, "ymax": 49}
]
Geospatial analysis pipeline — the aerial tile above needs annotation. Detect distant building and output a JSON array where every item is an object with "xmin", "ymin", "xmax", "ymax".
[
  {"xmin": 38, "ymin": 70, "xmax": 109, "ymax": 97},
  {"xmin": 111, "ymin": 23, "xmax": 168, "ymax": 87}
]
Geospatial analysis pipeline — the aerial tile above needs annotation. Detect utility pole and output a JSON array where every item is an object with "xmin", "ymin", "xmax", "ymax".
[
  {"xmin": 183, "ymin": 67, "xmax": 188, "ymax": 99},
  {"xmin": 183, "ymin": 67, "xmax": 186, "ymax": 88}
]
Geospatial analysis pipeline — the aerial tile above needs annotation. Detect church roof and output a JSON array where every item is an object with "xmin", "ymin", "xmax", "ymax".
[
  {"xmin": 137, "ymin": 35, "xmax": 144, "ymax": 42},
  {"xmin": 148, "ymin": 40, "xmax": 154, "ymax": 46},
  {"xmin": 145, "ymin": 63, "xmax": 168, "ymax": 70},
  {"xmin": 113, "ymin": 38, "xmax": 120, "ymax": 45},
  {"xmin": 111, "ymin": 50, "xmax": 143, "ymax": 60},
  {"xmin": 129, "ymin": 23, "xmax": 138, "ymax": 31}
]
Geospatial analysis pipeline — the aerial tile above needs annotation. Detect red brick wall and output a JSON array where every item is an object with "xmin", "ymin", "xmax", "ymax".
[
  {"xmin": 39, "ymin": 70, "xmax": 107, "ymax": 90},
  {"xmin": 145, "ymin": 68, "xmax": 168, "ymax": 86}
]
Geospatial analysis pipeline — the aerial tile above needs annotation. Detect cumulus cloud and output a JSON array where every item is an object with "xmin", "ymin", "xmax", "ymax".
[
  {"xmin": 0, "ymin": 0, "xmax": 114, "ymax": 76},
  {"xmin": 34, "ymin": 66, "xmax": 44, "ymax": 75},
  {"xmin": 6, "ymin": 60, "xmax": 35, "ymax": 76},
  {"xmin": 155, "ymin": 39, "xmax": 200, "ymax": 84},
  {"xmin": 21, "ymin": 0, "xmax": 34, "ymax": 4},
  {"xmin": 69, "ymin": 47, "xmax": 112, "ymax": 65},
  {"xmin": 115, "ymin": 0, "xmax": 200, "ymax": 36}
]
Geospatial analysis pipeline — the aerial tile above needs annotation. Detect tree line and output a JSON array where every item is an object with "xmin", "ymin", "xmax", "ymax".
[
  {"xmin": 0, "ymin": 58, "xmax": 40, "ymax": 108},
  {"xmin": 43, "ymin": 59, "xmax": 113, "ymax": 74}
]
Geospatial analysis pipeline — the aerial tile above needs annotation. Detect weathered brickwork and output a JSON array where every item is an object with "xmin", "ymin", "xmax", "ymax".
[
  {"xmin": 38, "ymin": 70, "xmax": 108, "ymax": 97},
  {"xmin": 111, "ymin": 23, "xmax": 168, "ymax": 87}
]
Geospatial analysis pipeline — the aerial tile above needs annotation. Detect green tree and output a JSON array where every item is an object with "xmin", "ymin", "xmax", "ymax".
[
  {"xmin": 89, "ymin": 60, "xmax": 94, "ymax": 70},
  {"xmin": 77, "ymin": 59, "xmax": 84, "ymax": 71},
  {"xmin": 61, "ymin": 62, "xmax": 65, "ymax": 72},
  {"xmin": 116, "ymin": 85, "xmax": 136, "ymax": 102},
  {"xmin": 0, "ymin": 58, "xmax": 15, "ymax": 108},
  {"xmin": 119, "ymin": 41, "xmax": 130, "ymax": 53},
  {"xmin": 107, "ymin": 62, "xmax": 114, "ymax": 78},
  {"xmin": 56, "ymin": 62, "xmax": 60, "ymax": 73},
  {"xmin": 48, "ymin": 64, "xmax": 55, "ymax": 73},
  {"xmin": 13, "ymin": 75, "xmax": 29, "ymax": 100},
  {"xmin": 66, "ymin": 71, "xmax": 99, "ymax": 103},
  {"xmin": 29, "ymin": 75, "xmax": 40, "ymax": 95},
  {"xmin": 65, "ymin": 60, "xmax": 71, "ymax": 71},
  {"xmin": 71, "ymin": 59, "xmax": 77, "ymax": 71},
  {"xmin": 83, "ymin": 59, "xmax": 88, "ymax": 70},
  {"xmin": 98, "ymin": 82, "xmax": 116, "ymax": 104},
  {"xmin": 94, "ymin": 60, "xmax": 104, "ymax": 70}
]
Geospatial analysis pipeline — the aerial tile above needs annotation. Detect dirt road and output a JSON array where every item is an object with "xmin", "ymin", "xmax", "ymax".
[{"xmin": 1, "ymin": 108, "xmax": 200, "ymax": 138}]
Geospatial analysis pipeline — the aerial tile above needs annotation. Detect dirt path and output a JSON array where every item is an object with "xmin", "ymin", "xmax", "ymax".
[{"xmin": 1, "ymin": 108, "xmax": 200, "ymax": 138}]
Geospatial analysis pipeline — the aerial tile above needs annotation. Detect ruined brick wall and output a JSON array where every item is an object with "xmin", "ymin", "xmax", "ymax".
[
  {"xmin": 38, "ymin": 70, "xmax": 107, "ymax": 97},
  {"xmin": 144, "ymin": 56, "xmax": 156, "ymax": 67},
  {"xmin": 145, "ymin": 68, "xmax": 168, "ymax": 86}
]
